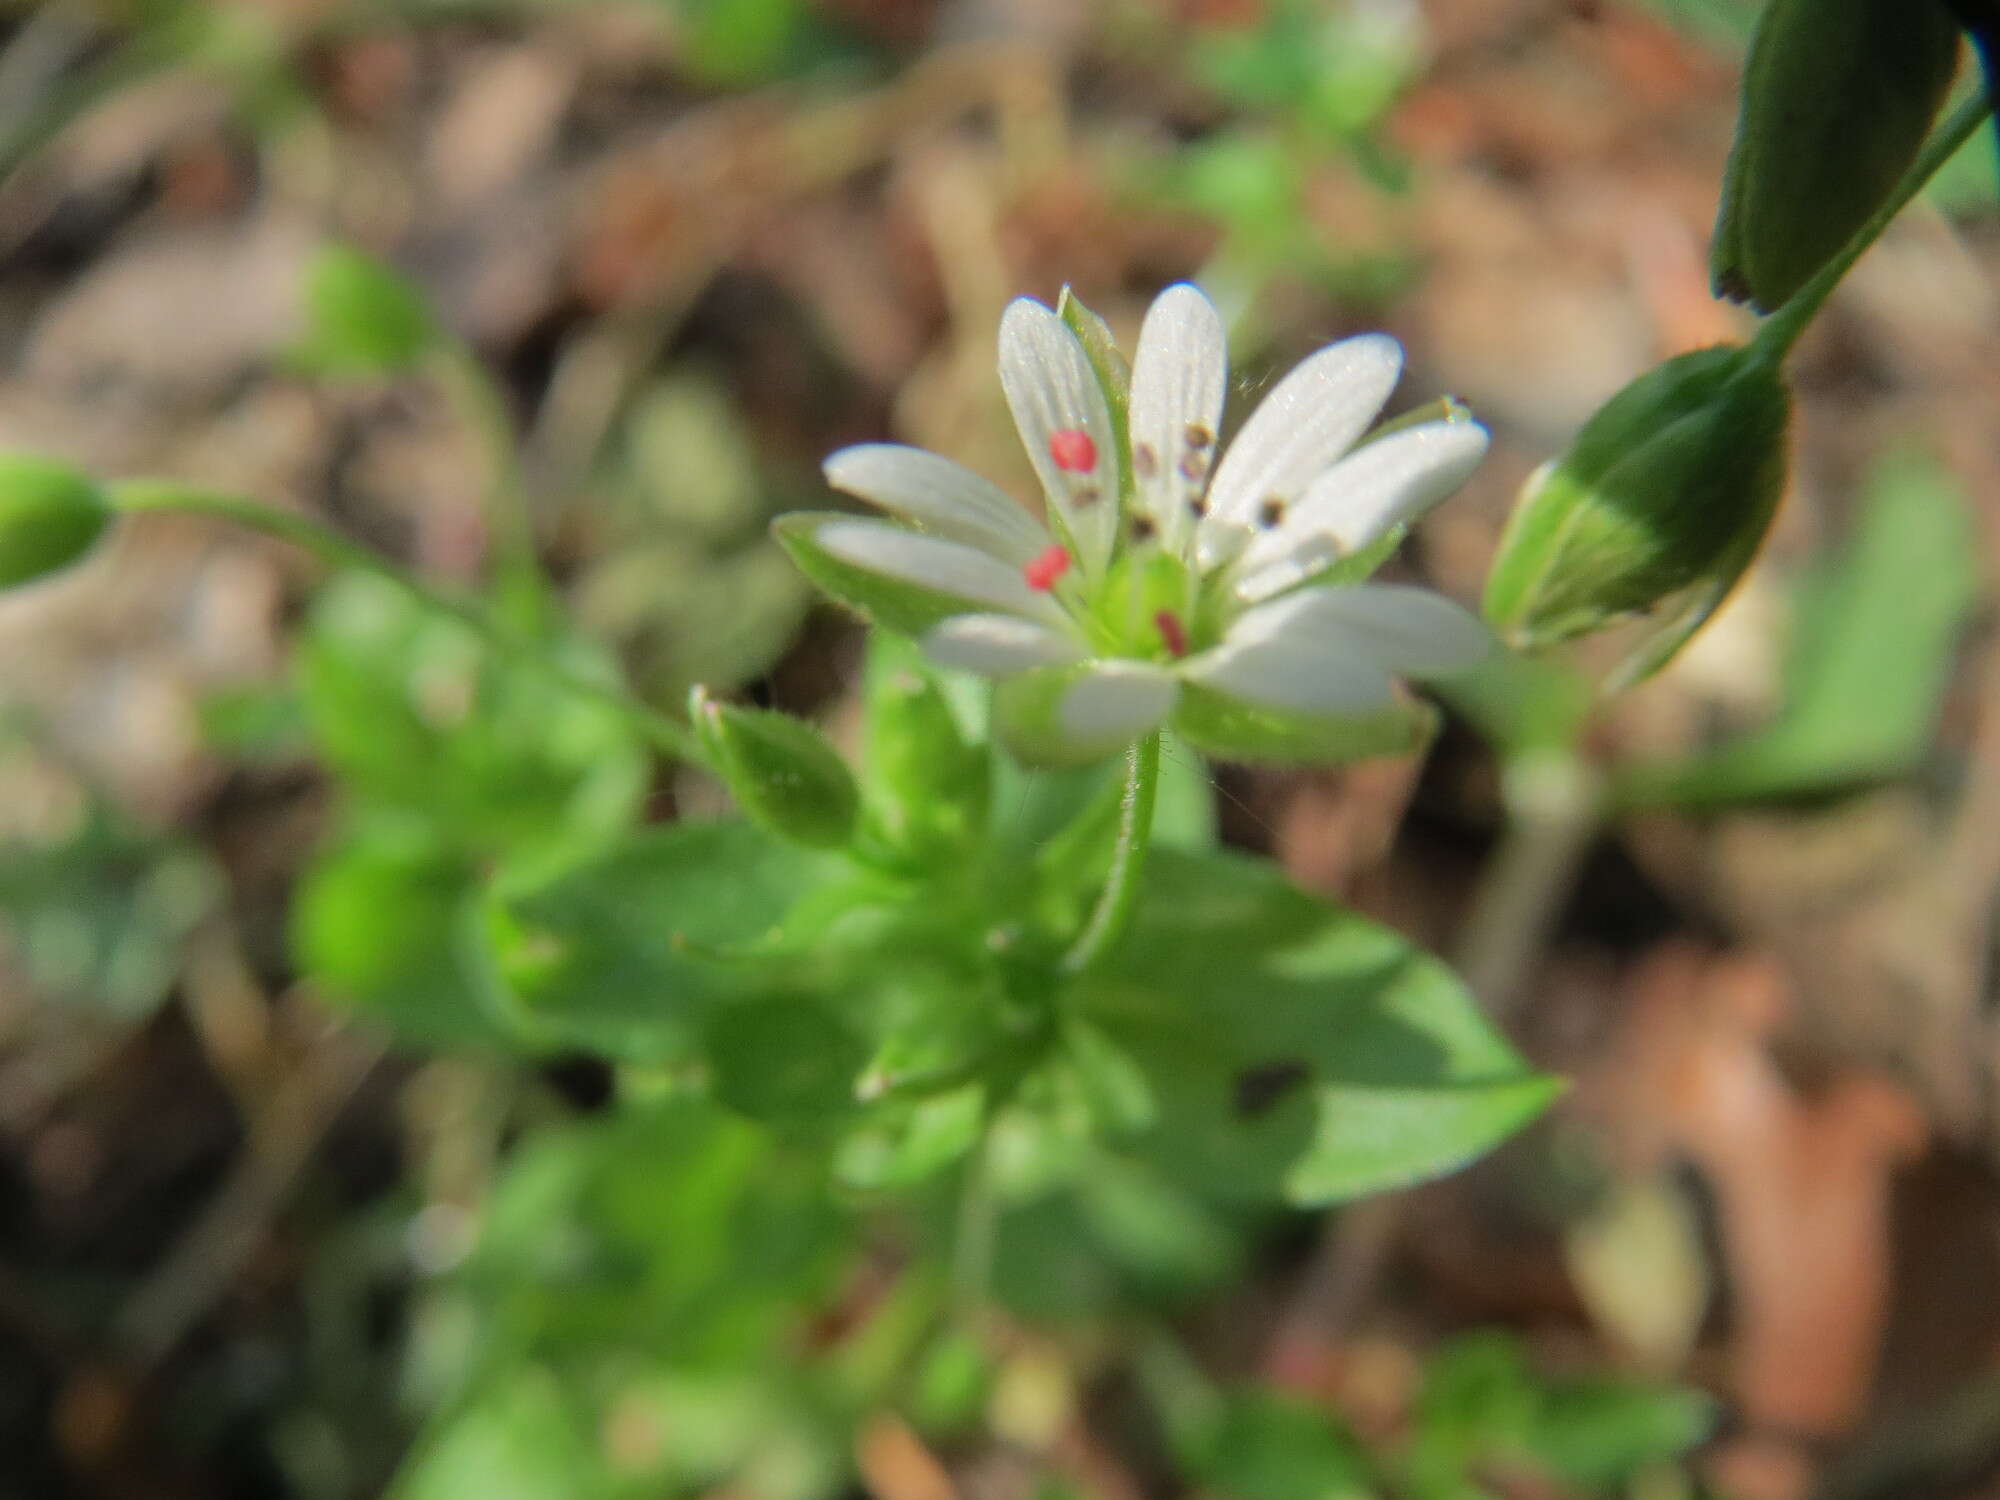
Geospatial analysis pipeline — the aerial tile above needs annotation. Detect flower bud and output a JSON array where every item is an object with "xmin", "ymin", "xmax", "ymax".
[
  {"xmin": 0, "ymin": 454, "xmax": 111, "ymax": 588},
  {"xmin": 1483, "ymin": 346, "xmax": 1790, "ymax": 686},
  {"xmin": 689, "ymin": 686, "xmax": 859, "ymax": 849},
  {"xmin": 1711, "ymin": 0, "xmax": 1960, "ymax": 312}
]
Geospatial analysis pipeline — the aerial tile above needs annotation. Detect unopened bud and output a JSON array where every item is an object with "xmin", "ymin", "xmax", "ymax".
[
  {"xmin": 1483, "ymin": 347, "xmax": 1790, "ymax": 686},
  {"xmin": 0, "ymin": 454, "xmax": 111, "ymax": 588},
  {"xmin": 1711, "ymin": 0, "xmax": 1961, "ymax": 312}
]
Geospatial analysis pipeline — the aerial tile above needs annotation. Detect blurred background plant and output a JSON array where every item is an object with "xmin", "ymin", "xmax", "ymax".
[{"xmin": 3, "ymin": 1, "xmax": 1999, "ymax": 1499}]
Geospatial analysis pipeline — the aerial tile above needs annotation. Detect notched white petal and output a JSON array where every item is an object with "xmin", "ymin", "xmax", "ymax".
[
  {"xmin": 1127, "ymin": 282, "xmax": 1228, "ymax": 554},
  {"xmin": 814, "ymin": 518, "xmax": 1067, "ymax": 626},
  {"xmin": 824, "ymin": 444, "xmax": 1049, "ymax": 565},
  {"xmin": 923, "ymin": 613, "xmax": 1084, "ymax": 676},
  {"xmin": 998, "ymin": 297, "xmax": 1120, "ymax": 577},
  {"xmin": 1197, "ymin": 333, "xmax": 1403, "ymax": 566},
  {"xmin": 1235, "ymin": 420, "xmax": 1488, "ymax": 583},
  {"xmin": 1059, "ymin": 661, "xmax": 1179, "ymax": 745}
]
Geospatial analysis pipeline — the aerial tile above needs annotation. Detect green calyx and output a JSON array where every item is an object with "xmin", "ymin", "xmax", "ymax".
[{"xmin": 0, "ymin": 453, "xmax": 113, "ymax": 588}]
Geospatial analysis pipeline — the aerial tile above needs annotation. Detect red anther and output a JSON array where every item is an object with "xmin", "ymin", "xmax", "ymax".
[
  {"xmin": 1023, "ymin": 544, "xmax": 1072, "ymax": 591},
  {"xmin": 1154, "ymin": 610, "xmax": 1189, "ymax": 658},
  {"xmin": 1048, "ymin": 429, "xmax": 1098, "ymax": 473}
]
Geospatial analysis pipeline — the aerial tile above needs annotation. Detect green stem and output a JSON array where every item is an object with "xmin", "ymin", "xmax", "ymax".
[
  {"xmin": 107, "ymin": 479, "xmax": 707, "ymax": 766},
  {"xmin": 427, "ymin": 343, "xmax": 550, "ymax": 631},
  {"xmin": 951, "ymin": 1129, "xmax": 998, "ymax": 1319},
  {"xmin": 1752, "ymin": 87, "xmax": 1994, "ymax": 364},
  {"xmin": 1060, "ymin": 731, "xmax": 1161, "ymax": 976}
]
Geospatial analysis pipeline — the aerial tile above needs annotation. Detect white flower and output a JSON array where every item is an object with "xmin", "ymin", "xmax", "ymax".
[{"xmin": 777, "ymin": 282, "xmax": 1492, "ymax": 766}]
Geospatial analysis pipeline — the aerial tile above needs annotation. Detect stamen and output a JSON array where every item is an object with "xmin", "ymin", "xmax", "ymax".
[
  {"xmin": 1257, "ymin": 496, "xmax": 1287, "ymax": 529},
  {"xmin": 1023, "ymin": 544, "xmax": 1071, "ymax": 591},
  {"xmin": 1154, "ymin": 610, "xmax": 1189, "ymax": 658},
  {"xmin": 1187, "ymin": 495, "xmax": 1209, "ymax": 519},
  {"xmin": 1178, "ymin": 450, "xmax": 1209, "ymax": 482},
  {"xmin": 1072, "ymin": 485, "xmax": 1101, "ymax": 507},
  {"xmin": 1133, "ymin": 442, "xmax": 1158, "ymax": 479},
  {"xmin": 1130, "ymin": 515, "xmax": 1158, "ymax": 545},
  {"xmin": 1048, "ymin": 429, "xmax": 1097, "ymax": 473},
  {"xmin": 1184, "ymin": 422, "xmax": 1213, "ymax": 448}
]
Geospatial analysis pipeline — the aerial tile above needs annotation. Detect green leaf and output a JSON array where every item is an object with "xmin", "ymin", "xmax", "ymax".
[
  {"xmin": 1616, "ymin": 449, "xmax": 1978, "ymax": 807},
  {"xmin": 1192, "ymin": 1389, "xmax": 1374, "ymax": 1500},
  {"xmin": 703, "ymin": 994, "xmax": 867, "ymax": 1124},
  {"xmin": 691, "ymin": 688, "xmax": 859, "ymax": 850},
  {"xmin": 299, "ymin": 245, "xmax": 438, "ymax": 377},
  {"xmin": 292, "ymin": 822, "xmax": 518, "ymax": 1049},
  {"xmin": 1528, "ymin": 1380, "xmax": 1714, "ymax": 1488},
  {"xmin": 395, "ymin": 1367, "xmax": 610, "ymax": 1500},
  {"xmin": 0, "ymin": 808, "xmax": 218, "ymax": 1021},
  {"xmin": 297, "ymin": 572, "xmax": 647, "ymax": 860},
  {"xmin": 834, "ymin": 1084, "xmax": 986, "ymax": 1190},
  {"xmin": 483, "ymin": 820, "xmax": 847, "ymax": 1061},
  {"xmin": 1711, "ymin": 0, "xmax": 1962, "ymax": 310},
  {"xmin": 1081, "ymin": 848, "xmax": 1557, "ymax": 1206}
]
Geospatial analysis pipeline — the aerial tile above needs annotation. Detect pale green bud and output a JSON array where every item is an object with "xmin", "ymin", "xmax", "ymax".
[
  {"xmin": 1483, "ymin": 346, "xmax": 1790, "ymax": 686},
  {"xmin": 689, "ymin": 687, "xmax": 859, "ymax": 849},
  {"xmin": 0, "ymin": 454, "xmax": 111, "ymax": 588}
]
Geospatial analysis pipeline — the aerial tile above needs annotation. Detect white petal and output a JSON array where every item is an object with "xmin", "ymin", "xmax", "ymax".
[
  {"xmin": 1198, "ymin": 584, "xmax": 1488, "ymax": 714},
  {"xmin": 825, "ymin": 444, "xmax": 1050, "ymax": 565},
  {"xmin": 1127, "ymin": 283, "xmax": 1228, "ymax": 555},
  {"xmin": 814, "ymin": 518, "xmax": 1068, "ymax": 627},
  {"xmin": 1184, "ymin": 630, "xmax": 1397, "ymax": 717},
  {"xmin": 1272, "ymin": 584, "xmax": 1493, "ymax": 677},
  {"xmin": 923, "ymin": 613, "xmax": 1085, "ymax": 676},
  {"xmin": 998, "ymin": 298, "xmax": 1121, "ymax": 577},
  {"xmin": 1196, "ymin": 333, "xmax": 1402, "ymax": 567},
  {"xmin": 1235, "ymin": 421, "xmax": 1488, "ymax": 584},
  {"xmin": 1060, "ymin": 660, "xmax": 1180, "ymax": 744}
]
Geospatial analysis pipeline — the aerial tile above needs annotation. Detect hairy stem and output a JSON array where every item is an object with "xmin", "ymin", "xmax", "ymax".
[{"xmin": 1060, "ymin": 731, "xmax": 1161, "ymax": 976}]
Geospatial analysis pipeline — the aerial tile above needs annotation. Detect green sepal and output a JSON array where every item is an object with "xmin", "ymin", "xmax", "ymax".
[
  {"xmin": 992, "ymin": 662, "xmax": 1170, "ymax": 769},
  {"xmin": 1057, "ymin": 285, "xmax": 1133, "ymax": 480},
  {"xmin": 862, "ymin": 633, "xmax": 991, "ymax": 861},
  {"xmin": 1712, "ymin": 0, "xmax": 1961, "ymax": 311},
  {"xmin": 774, "ymin": 512, "xmax": 1015, "ymax": 637},
  {"xmin": 1483, "ymin": 346, "xmax": 1790, "ymax": 684},
  {"xmin": 1172, "ymin": 681, "xmax": 1433, "ymax": 766},
  {"xmin": 690, "ymin": 686, "xmax": 859, "ymax": 850},
  {"xmin": 0, "ymin": 453, "xmax": 111, "ymax": 588},
  {"xmin": 296, "ymin": 245, "xmax": 438, "ymax": 376}
]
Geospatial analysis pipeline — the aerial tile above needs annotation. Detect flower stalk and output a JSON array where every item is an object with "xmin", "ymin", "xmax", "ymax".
[{"xmin": 1060, "ymin": 730, "xmax": 1162, "ymax": 976}]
